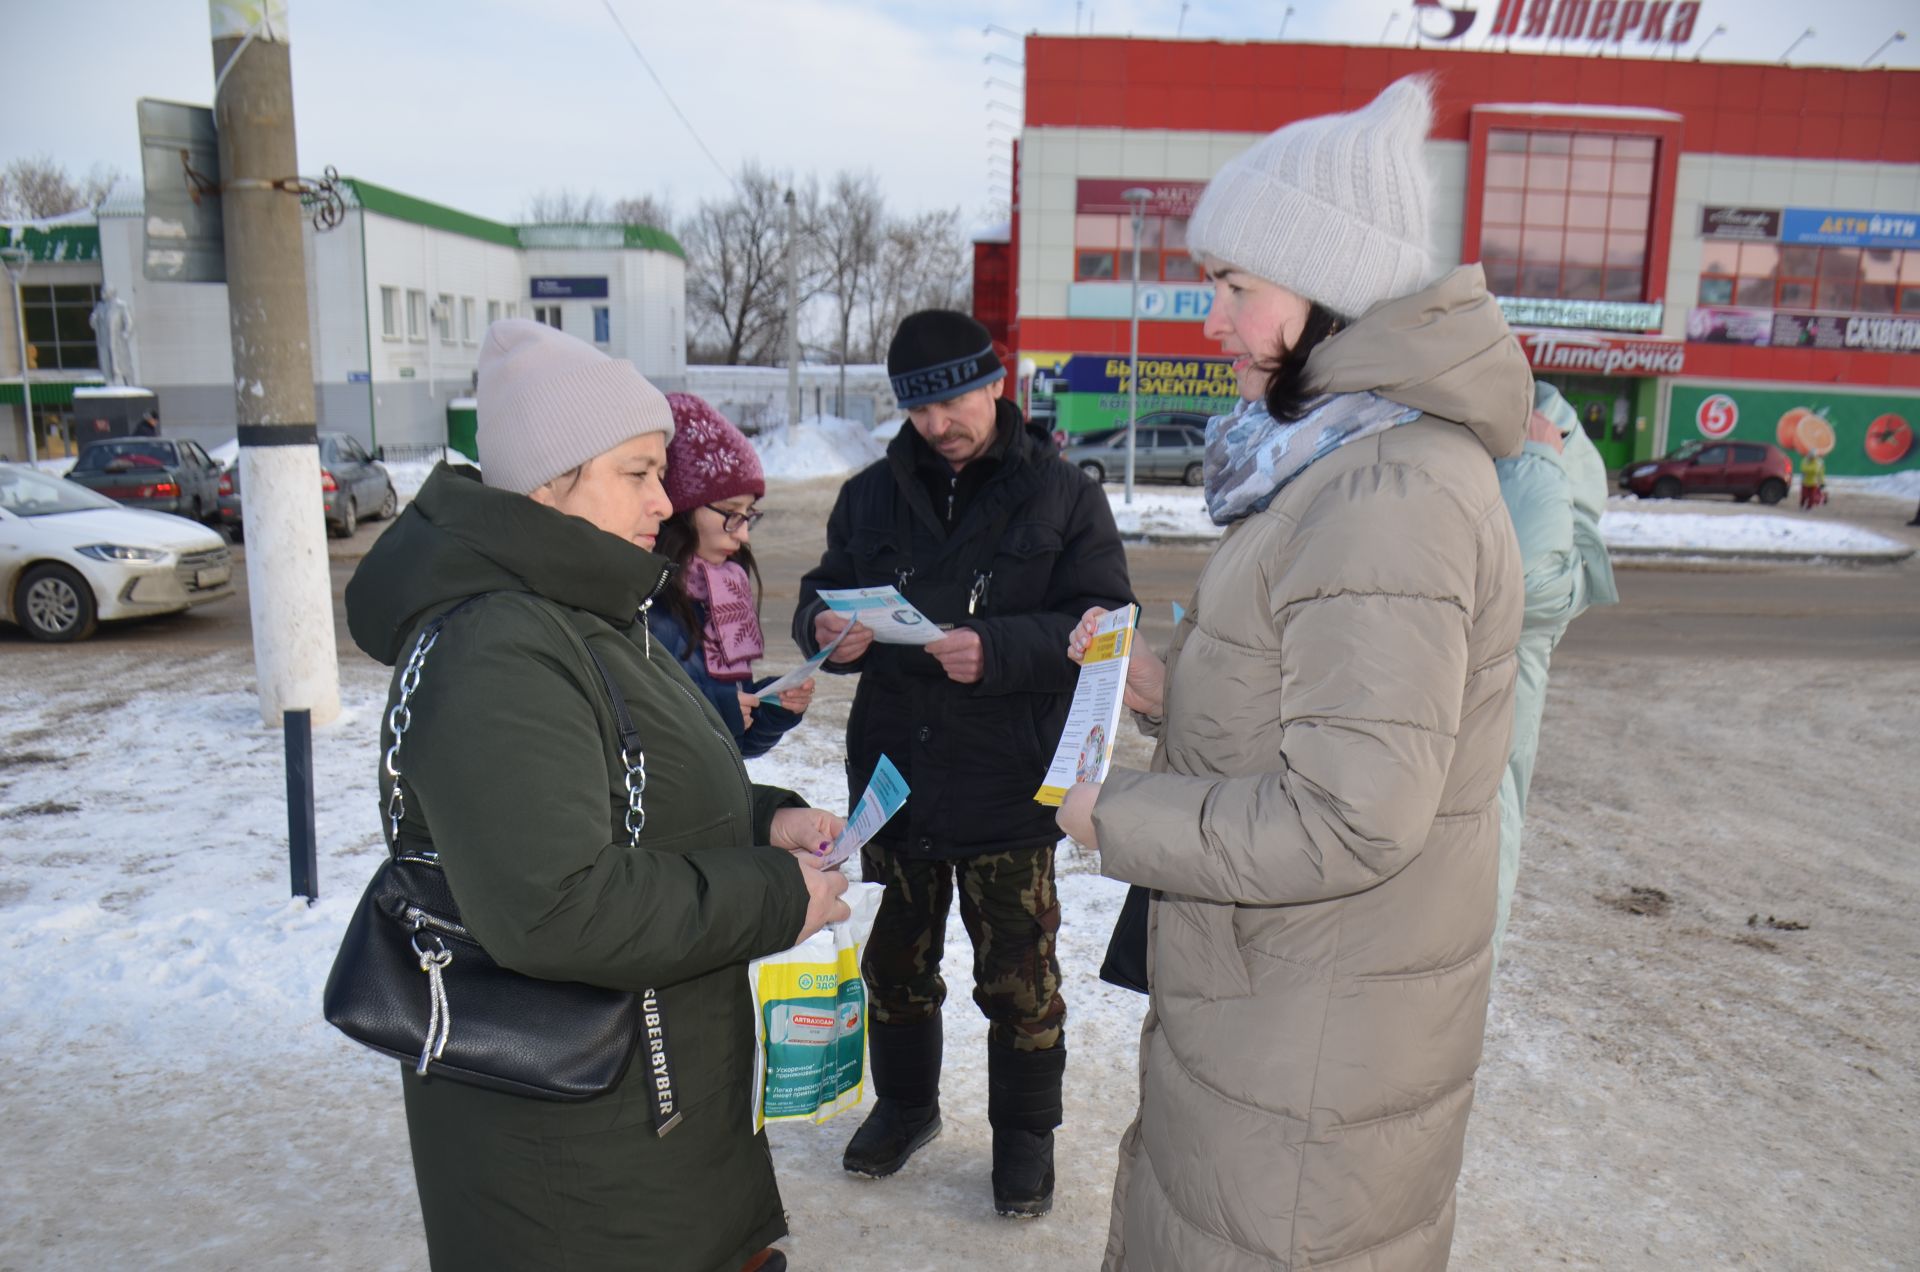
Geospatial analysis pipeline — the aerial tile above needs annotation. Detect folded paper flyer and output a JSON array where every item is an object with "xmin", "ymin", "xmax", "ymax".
[
  {"xmin": 824, "ymin": 754, "xmax": 909, "ymax": 868},
  {"xmin": 752, "ymin": 627, "xmax": 845, "ymax": 701},
  {"xmin": 816, "ymin": 585, "xmax": 945, "ymax": 647},
  {"xmin": 1034, "ymin": 605, "xmax": 1138, "ymax": 807}
]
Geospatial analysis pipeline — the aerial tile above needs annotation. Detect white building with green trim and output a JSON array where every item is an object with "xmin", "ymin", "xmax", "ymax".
[{"xmin": 3, "ymin": 178, "xmax": 686, "ymax": 460}]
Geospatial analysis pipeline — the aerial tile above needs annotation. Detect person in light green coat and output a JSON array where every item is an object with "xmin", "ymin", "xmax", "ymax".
[{"xmin": 1492, "ymin": 382, "xmax": 1618, "ymax": 962}]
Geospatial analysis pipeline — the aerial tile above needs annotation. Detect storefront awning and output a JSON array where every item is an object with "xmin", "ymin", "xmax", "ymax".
[{"xmin": 0, "ymin": 380, "xmax": 108, "ymax": 406}]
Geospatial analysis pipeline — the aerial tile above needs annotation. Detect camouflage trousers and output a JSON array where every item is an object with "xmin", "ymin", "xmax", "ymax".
[{"xmin": 858, "ymin": 841, "xmax": 1065, "ymax": 1052}]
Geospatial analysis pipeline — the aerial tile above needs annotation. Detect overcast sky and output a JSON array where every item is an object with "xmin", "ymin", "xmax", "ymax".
[{"xmin": 4, "ymin": 0, "xmax": 1913, "ymax": 232}]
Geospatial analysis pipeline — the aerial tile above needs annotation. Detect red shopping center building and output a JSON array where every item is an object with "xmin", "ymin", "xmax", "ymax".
[{"xmin": 978, "ymin": 26, "xmax": 1920, "ymax": 476}]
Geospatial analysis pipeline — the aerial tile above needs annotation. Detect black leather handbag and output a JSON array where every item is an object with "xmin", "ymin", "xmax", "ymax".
[
  {"xmin": 1097, "ymin": 884, "xmax": 1152, "ymax": 994},
  {"xmin": 324, "ymin": 599, "xmax": 678, "ymax": 1126}
]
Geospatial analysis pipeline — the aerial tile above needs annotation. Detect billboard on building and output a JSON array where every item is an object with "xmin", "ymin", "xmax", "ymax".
[
  {"xmin": 1047, "ymin": 353, "xmax": 1239, "ymax": 434},
  {"xmin": 1668, "ymin": 383, "xmax": 1919, "ymax": 476}
]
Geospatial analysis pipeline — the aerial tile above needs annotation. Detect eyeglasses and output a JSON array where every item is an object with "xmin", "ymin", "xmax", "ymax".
[{"xmin": 705, "ymin": 504, "xmax": 765, "ymax": 533}]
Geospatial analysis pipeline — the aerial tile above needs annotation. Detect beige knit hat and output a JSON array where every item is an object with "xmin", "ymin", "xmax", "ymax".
[
  {"xmin": 475, "ymin": 318, "xmax": 675, "ymax": 494},
  {"xmin": 1187, "ymin": 75, "xmax": 1437, "ymax": 319}
]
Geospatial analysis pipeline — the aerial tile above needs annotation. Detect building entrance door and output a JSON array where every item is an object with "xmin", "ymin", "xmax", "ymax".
[{"xmin": 1546, "ymin": 375, "xmax": 1636, "ymax": 471}]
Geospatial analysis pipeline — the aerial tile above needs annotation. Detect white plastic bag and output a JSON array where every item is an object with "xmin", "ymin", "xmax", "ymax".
[{"xmin": 747, "ymin": 882, "xmax": 885, "ymax": 1132}]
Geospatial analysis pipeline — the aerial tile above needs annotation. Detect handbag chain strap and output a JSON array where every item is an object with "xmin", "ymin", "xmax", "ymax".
[
  {"xmin": 384, "ymin": 623, "xmax": 440, "ymax": 849},
  {"xmin": 385, "ymin": 612, "xmax": 649, "ymax": 854},
  {"xmin": 379, "ymin": 601, "xmax": 680, "ymax": 1134}
]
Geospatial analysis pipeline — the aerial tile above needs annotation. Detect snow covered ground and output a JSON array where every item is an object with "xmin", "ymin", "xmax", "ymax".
[
  {"xmin": 1600, "ymin": 508, "xmax": 1909, "ymax": 555},
  {"xmin": 5, "ymin": 632, "xmax": 1916, "ymax": 1268},
  {"xmin": 1101, "ymin": 482, "xmax": 1914, "ymax": 557},
  {"xmin": 0, "ymin": 647, "xmax": 1137, "ymax": 1269}
]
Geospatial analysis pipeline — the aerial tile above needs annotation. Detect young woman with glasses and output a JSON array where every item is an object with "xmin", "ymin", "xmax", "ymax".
[{"xmin": 654, "ymin": 393, "xmax": 815, "ymax": 758}]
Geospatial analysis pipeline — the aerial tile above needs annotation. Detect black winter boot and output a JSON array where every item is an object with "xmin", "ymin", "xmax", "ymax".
[
  {"xmin": 988, "ymin": 1043, "xmax": 1066, "ymax": 1218},
  {"xmin": 842, "ymin": 1016, "xmax": 943, "ymax": 1178}
]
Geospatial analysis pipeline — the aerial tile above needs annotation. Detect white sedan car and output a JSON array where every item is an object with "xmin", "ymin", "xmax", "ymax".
[{"xmin": 0, "ymin": 463, "xmax": 235, "ymax": 642}]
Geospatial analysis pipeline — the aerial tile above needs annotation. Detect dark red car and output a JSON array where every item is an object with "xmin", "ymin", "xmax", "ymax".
[{"xmin": 1618, "ymin": 439, "xmax": 1793, "ymax": 504}]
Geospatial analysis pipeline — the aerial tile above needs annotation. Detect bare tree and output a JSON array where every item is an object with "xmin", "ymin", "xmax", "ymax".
[
  {"xmin": 521, "ymin": 188, "xmax": 607, "ymax": 223},
  {"xmin": 813, "ymin": 171, "xmax": 884, "ymax": 411},
  {"xmin": 0, "ymin": 155, "xmax": 119, "ymax": 219},
  {"xmin": 861, "ymin": 208, "xmax": 973, "ymax": 360},
  {"xmin": 609, "ymin": 194, "xmax": 673, "ymax": 229},
  {"xmin": 682, "ymin": 164, "xmax": 819, "ymax": 365}
]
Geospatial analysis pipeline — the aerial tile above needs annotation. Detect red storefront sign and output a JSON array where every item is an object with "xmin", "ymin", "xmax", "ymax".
[
  {"xmin": 1415, "ymin": 0, "xmax": 1703, "ymax": 46},
  {"xmin": 1076, "ymin": 179, "xmax": 1205, "ymax": 217},
  {"xmin": 1517, "ymin": 328, "xmax": 1687, "ymax": 376}
]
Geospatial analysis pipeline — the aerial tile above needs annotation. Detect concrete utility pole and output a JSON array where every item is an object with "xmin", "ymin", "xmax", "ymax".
[
  {"xmin": 1122, "ymin": 187, "xmax": 1152, "ymax": 506},
  {"xmin": 784, "ymin": 189, "xmax": 801, "ymax": 429},
  {"xmin": 211, "ymin": 0, "xmax": 340, "ymax": 728}
]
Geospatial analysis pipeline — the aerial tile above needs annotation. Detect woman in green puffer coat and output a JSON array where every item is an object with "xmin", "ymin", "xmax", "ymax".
[{"xmin": 343, "ymin": 319, "xmax": 850, "ymax": 1272}]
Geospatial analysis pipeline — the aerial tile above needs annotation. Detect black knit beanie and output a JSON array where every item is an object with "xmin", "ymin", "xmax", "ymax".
[{"xmin": 887, "ymin": 310, "xmax": 1005, "ymax": 409}]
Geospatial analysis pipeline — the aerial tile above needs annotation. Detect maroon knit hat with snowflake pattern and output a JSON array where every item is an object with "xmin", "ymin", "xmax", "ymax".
[{"xmin": 663, "ymin": 393, "xmax": 766, "ymax": 514}]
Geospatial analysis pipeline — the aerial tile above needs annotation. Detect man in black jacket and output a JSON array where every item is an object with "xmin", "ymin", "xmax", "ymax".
[{"xmin": 793, "ymin": 311, "xmax": 1133, "ymax": 1219}]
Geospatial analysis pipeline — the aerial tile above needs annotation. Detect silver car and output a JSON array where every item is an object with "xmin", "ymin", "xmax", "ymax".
[
  {"xmin": 218, "ymin": 432, "xmax": 398, "ymax": 540},
  {"xmin": 64, "ymin": 438, "xmax": 225, "ymax": 524},
  {"xmin": 1060, "ymin": 412, "xmax": 1211, "ymax": 486}
]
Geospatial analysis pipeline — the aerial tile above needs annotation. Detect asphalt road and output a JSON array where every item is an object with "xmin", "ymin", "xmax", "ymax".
[{"xmin": 6, "ymin": 501, "xmax": 1917, "ymax": 665}]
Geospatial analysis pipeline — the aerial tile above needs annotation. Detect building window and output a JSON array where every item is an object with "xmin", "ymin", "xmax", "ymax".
[
  {"xmin": 593, "ymin": 306, "xmax": 610, "ymax": 344},
  {"xmin": 534, "ymin": 305, "xmax": 562, "ymax": 330},
  {"xmin": 380, "ymin": 286, "xmax": 401, "ymax": 339},
  {"xmin": 1073, "ymin": 213, "xmax": 1201, "ymax": 283},
  {"xmin": 486, "ymin": 299, "xmax": 501, "ymax": 327},
  {"xmin": 1698, "ymin": 244, "xmax": 1920, "ymax": 314},
  {"xmin": 20, "ymin": 283, "xmax": 102, "ymax": 371},
  {"xmin": 406, "ymin": 289, "xmax": 426, "ymax": 341},
  {"xmin": 460, "ymin": 297, "xmax": 476, "ymax": 343},
  {"xmin": 435, "ymin": 293, "xmax": 454, "ymax": 342},
  {"xmin": 1478, "ymin": 130, "xmax": 1655, "ymax": 303},
  {"xmin": 504, "ymin": 302, "xmax": 517, "ymax": 320}
]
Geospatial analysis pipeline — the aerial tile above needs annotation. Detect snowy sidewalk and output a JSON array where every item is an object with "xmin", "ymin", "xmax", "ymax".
[{"xmin": 1102, "ymin": 484, "xmax": 1916, "ymax": 562}]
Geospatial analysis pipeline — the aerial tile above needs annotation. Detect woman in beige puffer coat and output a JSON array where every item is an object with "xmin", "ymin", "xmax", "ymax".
[{"xmin": 1056, "ymin": 77, "xmax": 1529, "ymax": 1271}]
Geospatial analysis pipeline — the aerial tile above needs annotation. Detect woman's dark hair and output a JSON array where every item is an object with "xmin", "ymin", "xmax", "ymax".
[
  {"xmin": 1257, "ymin": 302, "xmax": 1348, "ymax": 423},
  {"xmin": 655, "ymin": 509, "xmax": 761, "ymax": 637}
]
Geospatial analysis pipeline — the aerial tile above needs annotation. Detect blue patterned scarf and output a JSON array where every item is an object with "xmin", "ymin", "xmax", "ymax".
[{"xmin": 1203, "ymin": 393, "xmax": 1422, "ymax": 526}]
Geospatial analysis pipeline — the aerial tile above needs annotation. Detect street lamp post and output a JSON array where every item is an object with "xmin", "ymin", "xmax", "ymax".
[
  {"xmin": 1863, "ymin": 30, "xmax": 1905, "ymax": 67},
  {"xmin": 0, "ymin": 246, "xmax": 34, "ymax": 466},
  {"xmin": 1121, "ymin": 187, "xmax": 1153, "ymax": 506}
]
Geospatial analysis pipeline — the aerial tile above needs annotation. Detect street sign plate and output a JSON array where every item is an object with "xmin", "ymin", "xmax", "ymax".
[{"xmin": 137, "ymin": 99, "xmax": 226, "ymax": 284}]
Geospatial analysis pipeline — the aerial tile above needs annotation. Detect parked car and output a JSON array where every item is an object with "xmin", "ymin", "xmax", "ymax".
[
  {"xmin": 0, "ymin": 463, "xmax": 234, "ymax": 642},
  {"xmin": 1061, "ymin": 412, "xmax": 1211, "ymax": 485},
  {"xmin": 218, "ymin": 432, "xmax": 398, "ymax": 540},
  {"xmin": 64, "ymin": 438, "xmax": 224, "ymax": 524},
  {"xmin": 1619, "ymin": 439, "xmax": 1792, "ymax": 504}
]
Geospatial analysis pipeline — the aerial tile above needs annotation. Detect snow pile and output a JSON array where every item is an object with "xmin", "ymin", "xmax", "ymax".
[
  {"xmin": 1600, "ymin": 510, "xmax": 1907, "ymax": 556},
  {"xmin": 381, "ymin": 454, "xmax": 476, "ymax": 504},
  {"xmin": 756, "ymin": 415, "xmax": 887, "ymax": 480},
  {"xmin": 1103, "ymin": 485, "xmax": 1220, "ymax": 539},
  {"xmin": 1106, "ymin": 485, "xmax": 1912, "ymax": 557},
  {"xmin": 1829, "ymin": 470, "xmax": 1920, "ymax": 501}
]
